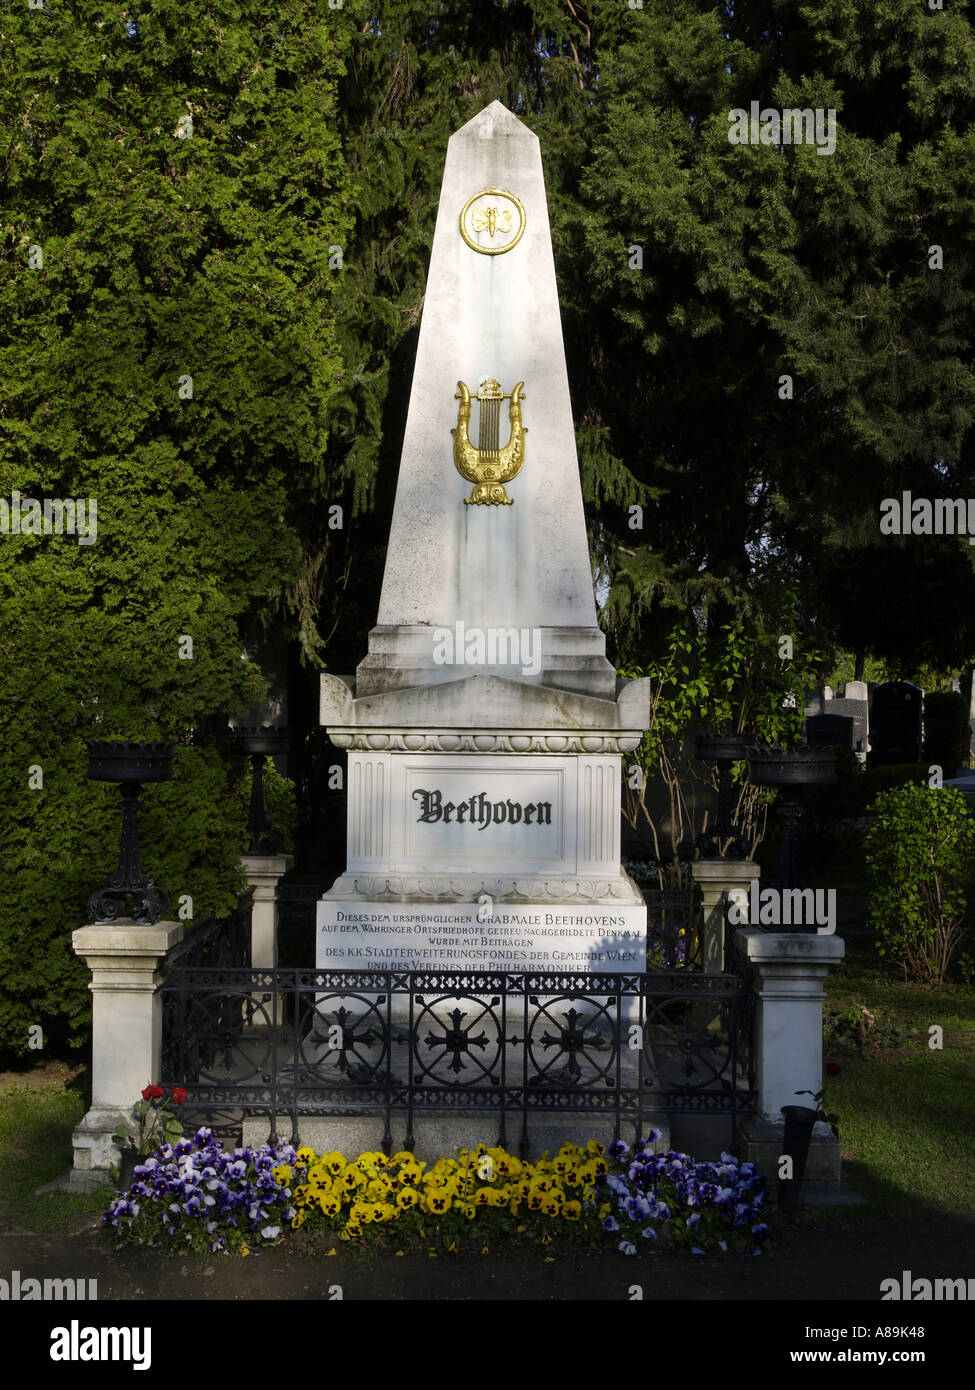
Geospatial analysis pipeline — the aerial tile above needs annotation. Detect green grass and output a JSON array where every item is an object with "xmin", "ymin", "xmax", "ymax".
[
  {"xmin": 822, "ymin": 940, "xmax": 975, "ymax": 1217},
  {"xmin": 0, "ymin": 1080, "xmax": 113, "ymax": 1230}
]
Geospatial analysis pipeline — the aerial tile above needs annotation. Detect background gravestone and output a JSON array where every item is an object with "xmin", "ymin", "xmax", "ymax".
[
  {"xmin": 805, "ymin": 713, "xmax": 854, "ymax": 751},
  {"xmin": 868, "ymin": 681, "xmax": 923, "ymax": 766},
  {"xmin": 826, "ymin": 681, "xmax": 869, "ymax": 758}
]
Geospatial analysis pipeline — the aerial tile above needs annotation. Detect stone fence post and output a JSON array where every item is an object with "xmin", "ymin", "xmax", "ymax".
[
  {"xmin": 241, "ymin": 853, "xmax": 294, "ymax": 969},
  {"xmin": 68, "ymin": 918, "xmax": 183, "ymax": 1190},
  {"xmin": 736, "ymin": 927, "xmax": 845, "ymax": 1182},
  {"xmin": 241, "ymin": 853, "xmax": 293, "ymax": 1025},
  {"xmin": 690, "ymin": 859, "xmax": 761, "ymax": 973}
]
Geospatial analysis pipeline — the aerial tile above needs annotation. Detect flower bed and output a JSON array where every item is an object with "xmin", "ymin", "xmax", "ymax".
[
  {"xmin": 104, "ymin": 1130, "xmax": 770, "ymax": 1257},
  {"xmin": 103, "ymin": 1128, "xmax": 299, "ymax": 1255}
]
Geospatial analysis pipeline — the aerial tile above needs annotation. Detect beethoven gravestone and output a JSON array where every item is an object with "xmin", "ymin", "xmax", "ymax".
[{"xmin": 317, "ymin": 102, "xmax": 651, "ymax": 972}]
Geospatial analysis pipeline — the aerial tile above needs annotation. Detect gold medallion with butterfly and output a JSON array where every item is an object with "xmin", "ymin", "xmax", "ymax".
[{"xmin": 459, "ymin": 189, "xmax": 526, "ymax": 256}]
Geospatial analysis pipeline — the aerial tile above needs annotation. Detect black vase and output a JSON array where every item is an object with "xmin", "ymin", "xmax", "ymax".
[
  {"xmin": 117, "ymin": 1149, "xmax": 141, "ymax": 1191},
  {"xmin": 778, "ymin": 1105, "xmax": 819, "ymax": 1211}
]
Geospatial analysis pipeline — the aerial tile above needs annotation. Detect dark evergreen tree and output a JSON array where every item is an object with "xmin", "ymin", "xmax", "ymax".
[{"xmin": 0, "ymin": 1, "xmax": 352, "ymax": 1054}]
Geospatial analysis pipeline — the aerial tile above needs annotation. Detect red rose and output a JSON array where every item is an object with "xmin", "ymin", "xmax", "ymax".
[
  {"xmin": 141, "ymin": 1085, "xmax": 154, "ymax": 1101},
  {"xmin": 149, "ymin": 1084, "xmax": 165, "ymax": 1099},
  {"xmin": 170, "ymin": 1086, "xmax": 187, "ymax": 1105}
]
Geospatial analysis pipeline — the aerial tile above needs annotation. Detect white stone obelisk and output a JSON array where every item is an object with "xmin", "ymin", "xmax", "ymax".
[
  {"xmin": 318, "ymin": 102, "xmax": 651, "ymax": 971},
  {"xmin": 355, "ymin": 100, "xmax": 613, "ymax": 699}
]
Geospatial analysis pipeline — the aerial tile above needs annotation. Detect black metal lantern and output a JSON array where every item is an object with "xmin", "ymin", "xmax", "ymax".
[
  {"xmin": 694, "ymin": 731, "xmax": 755, "ymax": 858},
  {"xmin": 86, "ymin": 741, "xmax": 174, "ymax": 924},
  {"xmin": 228, "ymin": 725, "xmax": 288, "ymax": 854},
  {"xmin": 746, "ymin": 745, "xmax": 836, "ymax": 896}
]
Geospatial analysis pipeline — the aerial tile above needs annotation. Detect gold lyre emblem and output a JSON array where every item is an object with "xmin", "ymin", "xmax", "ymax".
[{"xmin": 451, "ymin": 378, "xmax": 526, "ymax": 506}]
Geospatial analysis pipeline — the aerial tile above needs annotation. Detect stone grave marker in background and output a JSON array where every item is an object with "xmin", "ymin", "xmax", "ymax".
[{"xmin": 868, "ymin": 681, "xmax": 923, "ymax": 765}]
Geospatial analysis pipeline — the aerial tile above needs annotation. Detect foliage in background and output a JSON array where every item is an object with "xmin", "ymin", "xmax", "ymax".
[
  {"xmin": 823, "ymin": 1000, "xmax": 908, "ymax": 1057},
  {"xmin": 922, "ymin": 690, "xmax": 971, "ymax": 778},
  {"xmin": 583, "ymin": 0, "xmax": 975, "ymax": 676},
  {"xmin": 0, "ymin": 2, "xmax": 351, "ymax": 1055},
  {"xmin": 236, "ymin": 755, "xmax": 300, "ymax": 855},
  {"xmin": 864, "ymin": 784, "xmax": 975, "ymax": 983},
  {"xmin": 619, "ymin": 589, "xmax": 820, "ymax": 882}
]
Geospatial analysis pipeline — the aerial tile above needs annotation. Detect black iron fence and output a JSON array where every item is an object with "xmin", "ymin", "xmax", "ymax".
[
  {"xmin": 159, "ymin": 882, "xmax": 753, "ymax": 1154},
  {"xmin": 160, "ymin": 967, "xmax": 754, "ymax": 1155},
  {"xmin": 162, "ymin": 889, "xmax": 254, "ymax": 972}
]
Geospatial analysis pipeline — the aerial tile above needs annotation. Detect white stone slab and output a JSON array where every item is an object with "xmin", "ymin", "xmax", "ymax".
[
  {"xmin": 317, "ymin": 900, "xmax": 647, "ymax": 973},
  {"xmin": 345, "ymin": 750, "xmax": 621, "ymax": 878}
]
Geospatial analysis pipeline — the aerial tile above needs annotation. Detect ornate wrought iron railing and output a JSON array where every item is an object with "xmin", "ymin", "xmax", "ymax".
[
  {"xmin": 160, "ymin": 890, "xmax": 253, "ymax": 1084},
  {"xmin": 160, "ymin": 964, "xmax": 755, "ymax": 1155},
  {"xmin": 645, "ymin": 888, "xmax": 702, "ymax": 970},
  {"xmin": 162, "ymin": 888, "xmax": 254, "ymax": 972}
]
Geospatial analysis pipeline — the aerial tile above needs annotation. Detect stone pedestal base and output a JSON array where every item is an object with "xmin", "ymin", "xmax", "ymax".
[
  {"xmin": 69, "ymin": 918, "xmax": 183, "ymax": 1183},
  {"xmin": 241, "ymin": 1112, "xmax": 671, "ymax": 1164},
  {"xmin": 737, "ymin": 1114, "xmax": 842, "ymax": 1185},
  {"xmin": 736, "ymin": 927, "xmax": 844, "ymax": 1118}
]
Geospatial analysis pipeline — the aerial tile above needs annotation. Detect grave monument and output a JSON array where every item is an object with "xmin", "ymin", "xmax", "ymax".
[{"xmin": 317, "ymin": 102, "xmax": 651, "ymax": 973}]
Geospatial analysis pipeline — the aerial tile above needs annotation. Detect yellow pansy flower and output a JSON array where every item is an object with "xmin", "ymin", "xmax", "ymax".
[
  {"xmin": 396, "ymin": 1187, "xmax": 419, "ymax": 1210},
  {"xmin": 296, "ymin": 1147, "xmax": 318, "ymax": 1166},
  {"xmin": 323, "ymin": 1151, "xmax": 347, "ymax": 1176},
  {"xmin": 563, "ymin": 1200, "xmax": 582, "ymax": 1221},
  {"xmin": 425, "ymin": 1190, "xmax": 451, "ymax": 1215}
]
